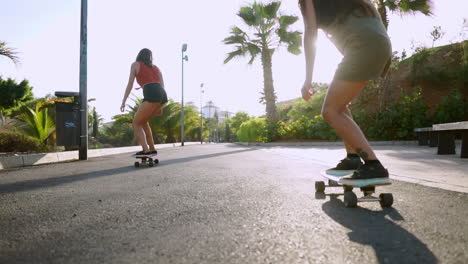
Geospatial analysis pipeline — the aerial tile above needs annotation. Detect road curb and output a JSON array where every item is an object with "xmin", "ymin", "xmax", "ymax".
[
  {"xmin": 235, "ymin": 141, "xmax": 418, "ymax": 147},
  {"xmin": 0, "ymin": 142, "xmax": 200, "ymax": 170}
]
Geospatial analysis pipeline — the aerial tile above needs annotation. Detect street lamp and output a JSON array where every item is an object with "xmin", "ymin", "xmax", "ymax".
[
  {"xmin": 79, "ymin": 0, "xmax": 88, "ymax": 160},
  {"xmin": 181, "ymin": 43, "xmax": 188, "ymax": 146},
  {"xmin": 200, "ymin": 83, "xmax": 204, "ymax": 144}
]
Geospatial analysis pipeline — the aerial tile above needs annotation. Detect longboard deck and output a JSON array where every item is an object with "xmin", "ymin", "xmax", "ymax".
[
  {"xmin": 316, "ymin": 169, "xmax": 394, "ymax": 208},
  {"xmin": 320, "ymin": 169, "xmax": 391, "ymax": 188},
  {"xmin": 134, "ymin": 154, "xmax": 158, "ymax": 159}
]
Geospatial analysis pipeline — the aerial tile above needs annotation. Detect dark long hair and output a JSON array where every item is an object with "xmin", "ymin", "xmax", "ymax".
[
  {"xmin": 299, "ymin": 0, "xmax": 379, "ymax": 27},
  {"xmin": 136, "ymin": 48, "xmax": 153, "ymax": 67}
]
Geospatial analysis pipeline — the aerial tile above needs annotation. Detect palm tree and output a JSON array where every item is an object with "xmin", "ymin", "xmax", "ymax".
[
  {"xmin": 17, "ymin": 103, "xmax": 55, "ymax": 147},
  {"xmin": 0, "ymin": 41, "xmax": 19, "ymax": 64},
  {"xmin": 89, "ymin": 107, "xmax": 104, "ymax": 139},
  {"xmin": 223, "ymin": 1, "xmax": 302, "ymax": 121},
  {"xmin": 374, "ymin": 0, "xmax": 433, "ymax": 30}
]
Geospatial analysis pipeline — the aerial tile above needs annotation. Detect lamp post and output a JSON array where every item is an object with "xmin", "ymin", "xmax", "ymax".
[
  {"xmin": 200, "ymin": 83, "xmax": 204, "ymax": 144},
  {"xmin": 181, "ymin": 44, "xmax": 188, "ymax": 146},
  {"xmin": 79, "ymin": 0, "xmax": 88, "ymax": 160},
  {"xmin": 207, "ymin": 101, "xmax": 213, "ymax": 143}
]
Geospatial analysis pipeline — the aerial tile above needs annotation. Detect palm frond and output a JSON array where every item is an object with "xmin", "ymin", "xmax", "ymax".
[
  {"xmin": 277, "ymin": 29, "xmax": 302, "ymax": 54},
  {"xmin": 238, "ymin": 6, "xmax": 257, "ymax": 26},
  {"xmin": 279, "ymin": 15, "xmax": 299, "ymax": 29},
  {"xmin": 246, "ymin": 43, "xmax": 262, "ymax": 64},
  {"xmin": 17, "ymin": 104, "xmax": 55, "ymax": 144},
  {"xmin": 263, "ymin": 1, "xmax": 281, "ymax": 20},
  {"xmin": 0, "ymin": 41, "xmax": 19, "ymax": 64},
  {"xmin": 224, "ymin": 48, "xmax": 246, "ymax": 64},
  {"xmin": 397, "ymin": 0, "xmax": 433, "ymax": 15}
]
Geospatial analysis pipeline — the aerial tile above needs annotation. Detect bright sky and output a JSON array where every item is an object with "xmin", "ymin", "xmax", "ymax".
[{"xmin": 1, "ymin": 0, "xmax": 467, "ymax": 122}]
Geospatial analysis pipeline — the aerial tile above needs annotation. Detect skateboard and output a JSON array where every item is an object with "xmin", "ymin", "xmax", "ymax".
[
  {"xmin": 316, "ymin": 169, "xmax": 393, "ymax": 208},
  {"xmin": 133, "ymin": 154, "xmax": 159, "ymax": 168}
]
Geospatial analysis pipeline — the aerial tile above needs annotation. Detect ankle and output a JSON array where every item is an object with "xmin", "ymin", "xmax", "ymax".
[{"xmin": 347, "ymin": 153, "xmax": 360, "ymax": 160}]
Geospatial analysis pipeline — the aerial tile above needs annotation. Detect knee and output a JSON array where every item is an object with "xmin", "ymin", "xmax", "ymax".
[
  {"xmin": 321, "ymin": 107, "xmax": 336, "ymax": 123},
  {"xmin": 132, "ymin": 119, "xmax": 142, "ymax": 129}
]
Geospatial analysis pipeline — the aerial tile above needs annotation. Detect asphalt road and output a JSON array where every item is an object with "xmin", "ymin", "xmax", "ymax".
[{"xmin": 1, "ymin": 144, "xmax": 467, "ymax": 263}]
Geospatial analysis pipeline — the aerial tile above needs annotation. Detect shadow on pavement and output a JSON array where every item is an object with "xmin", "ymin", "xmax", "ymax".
[
  {"xmin": 0, "ymin": 148, "xmax": 257, "ymax": 195},
  {"xmin": 0, "ymin": 166, "xmax": 135, "ymax": 195},
  {"xmin": 322, "ymin": 195, "xmax": 438, "ymax": 264},
  {"xmin": 159, "ymin": 148, "xmax": 257, "ymax": 166}
]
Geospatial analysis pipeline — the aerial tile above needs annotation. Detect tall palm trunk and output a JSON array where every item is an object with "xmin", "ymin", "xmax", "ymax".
[
  {"xmin": 377, "ymin": 0, "xmax": 389, "ymax": 30},
  {"xmin": 261, "ymin": 46, "xmax": 278, "ymax": 121}
]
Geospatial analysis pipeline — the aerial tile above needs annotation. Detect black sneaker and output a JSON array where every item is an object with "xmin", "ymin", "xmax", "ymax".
[
  {"xmin": 149, "ymin": 150, "xmax": 158, "ymax": 155},
  {"xmin": 331, "ymin": 158, "xmax": 363, "ymax": 171},
  {"xmin": 134, "ymin": 151, "xmax": 151, "ymax": 156},
  {"xmin": 350, "ymin": 162, "xmax": 389, "ymax": 180}
]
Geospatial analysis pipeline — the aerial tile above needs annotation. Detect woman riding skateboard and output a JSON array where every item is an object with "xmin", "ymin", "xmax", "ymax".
[
  {"xmin": 121, "ymin": 48, "xmax": 168, "ymax": 156},
  {"xmin": 299, "ymin": 0, "xmax": 392, "ymax": 180}
]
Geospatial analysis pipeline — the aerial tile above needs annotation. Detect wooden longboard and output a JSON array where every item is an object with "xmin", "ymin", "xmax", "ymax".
[
  {"xmin": 316, "ymin": 169, "xmax": 393, "ymax": 208},
  {"xmin": 133, "ymin": 154, "xmax": 159, "ymax": 168},
  {"xmin": 321, "ymin": 169, "xmax": 391, "ymax": 188}
]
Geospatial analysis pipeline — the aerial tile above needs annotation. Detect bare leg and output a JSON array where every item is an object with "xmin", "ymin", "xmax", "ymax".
[
  {"xmin": 143, "ymin": 122, "xmax": 156, "ymax": 151},
  {"xmin": 321, "ymin": 80, "xmax": 377, "ymax": 160},
  {"xmin": 342, "ymin": 106, "xmax": 357, "ymax": 154},
  {"xmin": 133, "ymin": 102, "xmax": 160, "ymax": 153}
]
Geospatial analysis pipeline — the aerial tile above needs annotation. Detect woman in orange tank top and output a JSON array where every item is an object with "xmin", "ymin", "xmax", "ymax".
[{"xmin": 120, "ymin": 48, "xmax": 168, "ymax": 156}]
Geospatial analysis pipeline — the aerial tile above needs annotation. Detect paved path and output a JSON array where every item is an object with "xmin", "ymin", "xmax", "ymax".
[
  {"xmin": 262, "ymin": 143, "xmax": 468, "ymax": 193},
  {"xmin": 1, "ymin": 144, "xmax": 467, "ymax": 263}
]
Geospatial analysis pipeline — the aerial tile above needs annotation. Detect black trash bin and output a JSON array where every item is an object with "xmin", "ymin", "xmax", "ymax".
[{"xmin": 55, "ymin": 91, "xmax": 80, "ymax": 146}]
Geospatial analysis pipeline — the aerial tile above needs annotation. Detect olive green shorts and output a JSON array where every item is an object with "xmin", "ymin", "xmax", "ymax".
[
  {"xmin": 327, "ymin": 15, "xmax": 392, "ymax": 82},
  {"xmin": 333, "ymin": 35, "xmax": 392, "ymax": 82}
]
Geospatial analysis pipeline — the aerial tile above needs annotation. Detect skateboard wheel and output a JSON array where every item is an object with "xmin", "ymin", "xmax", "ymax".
[
  {"xmin": 343, "ymin": 185, "xmax": 353, "ymax": 192},
  {"xmin": 344, "ymin": 191, "xmax": 358, "ymax": 208},
  {"xmin": 315, "ymin": 181, "xmax": 325, "ymax": 193},
  {"xmin": 134, "ymin": 161, "xmax": 140, "ymax": 168},
  {"xmin": 148, "ymin": 160, "xmax": 154, "ymax": 167},
  {"xmin": 155, "ymin": 159, "xmax": 159, "ymax": 164},
  {"xmin": 379, "ymin": 193, "xmax": 393, "ymax": 208}
]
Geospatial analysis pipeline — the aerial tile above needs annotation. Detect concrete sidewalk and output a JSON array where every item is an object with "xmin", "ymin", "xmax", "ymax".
[
  {"xmin": 0, "ymin": 142, "xmax": 201, "ymax": 170},
  {"xmin": 259, "ymin": 141, "xmax": 468, "ymax": 193}
]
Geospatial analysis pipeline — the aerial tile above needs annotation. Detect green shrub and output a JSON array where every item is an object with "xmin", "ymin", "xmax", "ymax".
[
  {"xmin": 99, "ymin": 123, "xmax": 135, "ymax": 147},
  {"xmin": 357, "ymin": 88, "xmax": 430, "ymax": 140},
  {"xmin": 431, "ymin": 88, "xmax": 468, "ymax": 124},
  {"xmin": 289, "ymin": 117, "xmax": 313, "ymax": 139},
  {"xmin": 237, "ymin": 118, "xmax": 267, "ymax": 142},
  {"xmin": 309, "ymin": 115, "xmax": 339, "ymax": 140},
  {"xmin": 287, "ymin": 115, "xmax": 338, "ymax": 141},
  {"xmin": 287, "ymin": 91, "xmax": 326, "ymax": 121},
  {"xmin": 277, "ymin": 120, "xmax": 296, "ymax": 140},
  {"xmin": 0, "ymin": 130, "xmax": 46, "ymax": 153}
]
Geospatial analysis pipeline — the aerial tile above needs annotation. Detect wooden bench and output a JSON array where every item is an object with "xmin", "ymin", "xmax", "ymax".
[
  {"xmin": 432, "ymin": 121, "xmax": 468, "ymax": 158},
  {"xmin": 414, "ymin": 127, "xmax": 438, "ymax": 147}
]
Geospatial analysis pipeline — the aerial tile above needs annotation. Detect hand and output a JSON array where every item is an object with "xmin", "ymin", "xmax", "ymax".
[
  {"xmin": 301, "ymin": 81, "xmax": 314, "ymax": 101},
  {"xmin": 120, "ymin": 102, "xmax": 126, "ymax": 112}
]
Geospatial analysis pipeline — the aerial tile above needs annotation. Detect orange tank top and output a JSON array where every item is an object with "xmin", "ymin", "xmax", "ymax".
[{"xmin": 136, "ymin": 61, "xmax": 161, "ymax": 87}]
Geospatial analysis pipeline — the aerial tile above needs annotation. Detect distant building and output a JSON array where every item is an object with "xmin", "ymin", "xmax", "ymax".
[
  {"xmin": 202, "ymin": 101, "xmax": 220, "ymax": 119},
  {"xmin": 218, "ymin": 110, "xmax": 234, "ymax": 123},
  {"xmin": 185, "ymin": 101, "xmax": 196, "ymax": 108}
]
